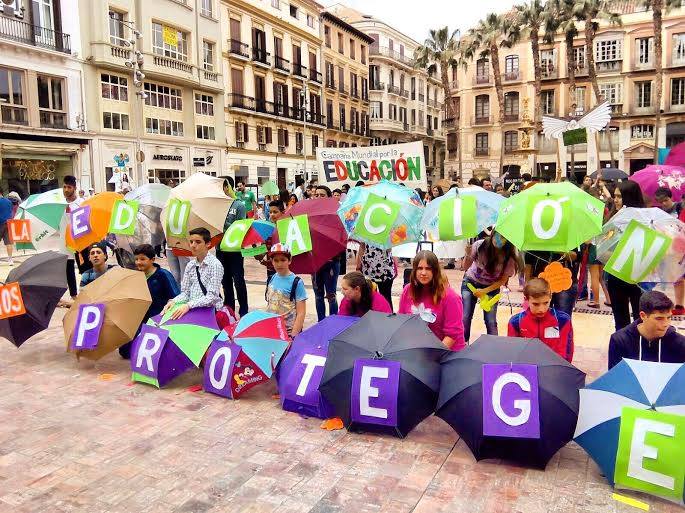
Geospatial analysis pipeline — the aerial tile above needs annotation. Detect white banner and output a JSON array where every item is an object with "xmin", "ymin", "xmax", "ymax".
[{"xmin": 316, "ymin": 141, "xmax": 428, "ymax": 190}]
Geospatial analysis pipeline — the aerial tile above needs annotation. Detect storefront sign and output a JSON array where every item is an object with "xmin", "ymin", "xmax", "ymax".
[
  {"xmin": 317, "ymin": 142, "xmax": 427, "ymax": 189},
  {"xmin": 193, "ymin": 157, "xmax": 206, "ymax": 167},
  {"xmin": 153, "ymin": 154, "xmax": 183, "ymax": 162}
]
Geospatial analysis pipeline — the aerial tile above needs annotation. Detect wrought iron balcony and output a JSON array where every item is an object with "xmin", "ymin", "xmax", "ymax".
[
  {"xmin": 0, "ymin": 16, "xmax": 71, "ymax": 54},
  {"xmin": 274, "ymin": 55, "xmax": 290, "ymax": 73},
  {"xmin": 229, "ymin": 39, "xmax": 250, "ymax": 58}
]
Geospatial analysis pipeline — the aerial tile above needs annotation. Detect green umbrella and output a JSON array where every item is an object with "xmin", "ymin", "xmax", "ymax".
[
  {"xmin": 14, "ymin": 189, "xmax": 67, "ymax": 251},
  {"xmin": 495, "ymin": 182, "xmax": 604, "ymax": 252},
  {"xmin": 261, "ymin": 180, "xmax": 280, "ymax": 197}
]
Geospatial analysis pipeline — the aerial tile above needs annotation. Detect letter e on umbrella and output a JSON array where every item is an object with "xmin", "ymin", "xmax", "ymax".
[{"xmin": 350, "ymin": 359, "xmax": 401, "ymax": 427}]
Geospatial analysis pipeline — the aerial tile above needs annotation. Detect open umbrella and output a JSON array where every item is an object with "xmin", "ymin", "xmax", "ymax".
[
  {"xmin": 436, "ymin": 335, "xmax": 586, "ymax": 469},
  {"xmin": 63, "ymin": 267, "xmax": 151, "ymax": 360},
  {"xmin": 338, "ymin": 180, "xmax": 424, "ymax": 249},
  {"xmin": 261, "ymin": 180, "xmax": 280, "ymax": 197},
  {"xmin": 574, "ymin": 359, "xmax": 685, "ymax": 503},
  {"xmin": 241, "ymin": 219, "xmax": 275, "ymax": 256},
  {"xmin": 131, "ymin": 306, "xmax": 220, "ymax": 388},
  {"xmin": 0, "ymin": 251, "xmax": 67, "ymax": 347},
  {"xmin": 278, "ymin": 315, "xmax": 360, "ymax": 418},
  {"xmin": 630, "ymin": 164, "xmax": 685, "ymax": 202},
  {"xmin": 664, "ymin": 141, "xmax": 685, "ymax": 167},
  {"xmin": 13, "ymin": 189, "xmax": 66, "ymax": 251},
  {"xmin": 495, "ymin": 181, "xmax": 605, "ymax": 252},
  {"xmin": 319, "ymin": 311, "xmax": 448, "ymax": 438},
  {"xmin": 589, "ymin": 168, "xmax": 629, "ymax": 181},
  {"xmin": 203, "ymin": 311, "xmax": 290, "ymax": 399},
  {"xmin": 273, "ymin": 198, "xmax": 347, "ymax": 274},
  {"xmin": 161, "ymin": 173, "xmax": 231, "ymax": 252},
  {"xmin": 115, "ymin": 183, "xmax": 170, "ymax": 254},
  {"xmin": 65, "ymin": 192, "xmax": 124, "ymax": 252}
]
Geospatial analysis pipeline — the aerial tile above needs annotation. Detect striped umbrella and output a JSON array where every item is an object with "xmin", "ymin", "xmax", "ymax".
[{"xmin": 14, "ymin": 189, "xmax": 67, "ymax": 250}]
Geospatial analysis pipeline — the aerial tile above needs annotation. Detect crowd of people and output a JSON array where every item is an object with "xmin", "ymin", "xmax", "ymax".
[{"xmin": 52, "ymin": 169, "xmax": 685, "ymax": 371}]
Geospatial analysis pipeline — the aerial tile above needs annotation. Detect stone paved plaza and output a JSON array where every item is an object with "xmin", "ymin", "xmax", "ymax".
[{"xmin": 1, "ymin": 252, "xmax": 684, "ymax": 513}]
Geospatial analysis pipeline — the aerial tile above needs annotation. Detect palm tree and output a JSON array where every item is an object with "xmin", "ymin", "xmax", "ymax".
[
  {"xmin": 464, "ymin": 13, "xmax": 515, "ymax": 176},
  {"xmin": 414, "ymin": 27, "xmax": 466, "ymax": 179},
  {"xmin": 638, "ymin": 0, "xmax": 681, "ymax": 164}
]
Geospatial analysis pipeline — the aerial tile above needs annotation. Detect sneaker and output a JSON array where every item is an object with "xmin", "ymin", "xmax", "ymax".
[
  {"xmin": 6, "ymin": 258, "xmax": 13, "ymax": 267},
  {"xmin": 673, "ymin": 305, "xmax": 685, "ymax": 316}
]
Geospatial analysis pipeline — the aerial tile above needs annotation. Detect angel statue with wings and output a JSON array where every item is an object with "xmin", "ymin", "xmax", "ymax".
[{"xmin": 542, "ymin": 101, "xmax": 612, "ymax": 140}]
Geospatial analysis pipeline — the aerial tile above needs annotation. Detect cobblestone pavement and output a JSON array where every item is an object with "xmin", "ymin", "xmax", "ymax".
[{"xmin": 0, "ymin": 247, "xmax": 683, "ymax": 513}]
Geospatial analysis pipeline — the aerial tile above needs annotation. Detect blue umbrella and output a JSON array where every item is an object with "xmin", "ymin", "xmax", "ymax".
[
  {"xmin": 574, "ymin": 359, "xmax": 685, "ymax": 503},
  {"xmin": 421, "ymin": 186, "xmax": 503, "ymax": 238}
]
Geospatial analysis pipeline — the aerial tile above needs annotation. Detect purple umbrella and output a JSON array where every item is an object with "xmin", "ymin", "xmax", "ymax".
[
  {"xmin": 630, "ymin": 164, "xmax": 685, "ymax": 202},
  {"xmin": 278, "ymin": 315, "xmax": 360, "ymax": 418}
]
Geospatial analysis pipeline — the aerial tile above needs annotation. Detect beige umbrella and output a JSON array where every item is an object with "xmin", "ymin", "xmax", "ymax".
[
  {"xmin": 63, "ymin": 267, "xmax": 152, "ymax": 361},
  {"xmin": 160, "ymin": 172, "xmax": 232, "ymax": 252}
]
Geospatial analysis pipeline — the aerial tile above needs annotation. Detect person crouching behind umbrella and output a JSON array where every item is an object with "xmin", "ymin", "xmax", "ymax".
[
  {"xmin": 162, "ymin": 227, "xmax": 229, "ymax": 328},
  {"xmin": 398, "ymin": 250, "xmax": 465, "ymax": 351},
  {"xmin": 80, "ymin": 242, "xmax": 113, "ymax": 287},
  {"xmin": 338, "ymin": 271, "xmax": 392, "ymax": 317}
]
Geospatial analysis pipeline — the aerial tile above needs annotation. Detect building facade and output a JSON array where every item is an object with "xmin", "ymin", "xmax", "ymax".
[
  {"xmin": 79, "ymin": 0, "xmax": 227, "ymax": 191},
  {"xmin": 0, "ymin": 0, "xmax": 92, "ymax": 196},
  {"xmin": 445, "ymin": 3, "xmax": 685, "ymax": 182},
  {"xmin": 327, "ymin": 4, "xmax": 446, "ymax": 182},
  {"xmin": 320, "ymin": 11, "xmax": 371, "ymax": 149}
]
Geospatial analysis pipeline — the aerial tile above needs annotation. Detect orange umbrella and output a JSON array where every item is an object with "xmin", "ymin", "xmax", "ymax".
[
  {"xmin": 63, "ymin": 267, "xmax": 151, "ymax": 361},
  {"xmin": 65, "ymin": 192, "xmax": 123, "ymax": 252}
]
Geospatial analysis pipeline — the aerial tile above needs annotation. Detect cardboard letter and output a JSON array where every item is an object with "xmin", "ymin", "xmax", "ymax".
[
  {"xmin": 605, "ymin": 220, "xmax": 672, "ymax": 284},
  {"xmin": 70, "ymin": 303, "xmax": 105, "ymax": 350},
  {"xmin": 109, "ymin": 200, "xmax": 139, "ymax": 235},
  {"xmin": 70, "ymin": 206, "xmax": 92, "ymax": 239},
  {"xmin": 296, "ymin": 353, "xmax": 327, "ymax": 397}
]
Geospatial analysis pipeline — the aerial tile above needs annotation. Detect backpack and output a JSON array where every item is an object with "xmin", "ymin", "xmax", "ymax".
[{"xmin": 265, "ymin": 274, "xmax": 302, "ymax": 302}]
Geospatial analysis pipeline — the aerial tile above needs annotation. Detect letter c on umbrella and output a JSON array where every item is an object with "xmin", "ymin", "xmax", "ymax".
[{"xmin": 362, "ymin": 203, "xmax": 392, "ymax": 235}]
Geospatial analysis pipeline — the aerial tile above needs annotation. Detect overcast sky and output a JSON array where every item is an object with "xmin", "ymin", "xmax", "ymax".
[{"xmin": 327, "ymin": 0, "xmax": 516, "ymax": 43}]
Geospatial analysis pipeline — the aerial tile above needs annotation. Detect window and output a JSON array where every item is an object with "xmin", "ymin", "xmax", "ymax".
[
  {"xmin": 631, "ymin": 124, "xmax": 654, "ymax": 139},
  {"xmin": 595, "ymin": 39, "xmax": 621, "ymax": 61},
  {"xmin": 370, "ymin": 101, "xmax": 382, "ymax": 119},
  {"xmin": 339, "ymin": 105, "xmax": 346, "ymax": 128},
  {"xmin": 201, "ymin": 0, "xmax": 213, "ymax": 17},
  {"xmin": 475, "ymin": 133, "xmax": 488, "ymax": 153},
  {"xmin": 0, "ymin": 67, "xmax": 27, "ymax": 125},
  {"xmin": 672, "ymin": 78, "xmax": 685, "ymax": 106},
  {"xmin": 324, "ymin": 26, "xmax": 331, "ymax": 48},
  {"xmin": 149, "ymin": 168, "xmax": 186, "ymax": 184},
  {"xmin": 311, "ymin": 135, "xmax": 318, "ymax": 155},
  {"xmin": 144, "ymin": 83, "xmax": 183, "ymax": 110},
  {"xmin": 475, "ymin": 95, "xmax": 489, "ymax": 119},
  {"xmin": 235, "ymin": 121, "xmax": 248, "ymax": 143},
  {"xmin": 574, "ymin": 87, "xmax": 586, "ymax": 115},
  {"xmin": 103, "ymin": 112, "xmax": 129, "ymax": 130},
  {"xmin": 101, "ymin": 74, "xmax": 128, "ymax": 101},
  {"xmin": 277, "ymin": 128, "xmax": 289, "ymax": 150},
  {"xmin": 540, "ymin": 49, "xmax": 555, "ymax": 77},
  {"xmin": 476, "ymin": 58, "xmax": 488, "ymax": 79},
  {"xmin": 541, "ymin": 90, "xmax": 554, "ymax": 115},
  {"xmin": 674, "ymin": 33, "xmax": 685, "ymax": 64},
  {"xmin": 296, "ymin": 132, "xmax": 304, "ymax": 152},
  {"xmin": 504, "ymin": 55, "xmax": 518, "ymax": 75},
  {"xmin": 203, "ymin": 41, "xmax": 214, "ymax": 71},
  {"xmin": 196, "ymin": 125, "xmax": 215, "ymax": 140},
  {"xmin": 338, "ymin": 33, "xmax": 344, "ymax": 53},
  {"xmin": 389, "ymin": 104, "xmax": 397, "ymax": 120},
  {"xmin": 152, "ymin": 23, "xmax": 188, "ymax": 61},
  {"xmin": 37, "ymin": 75, "xmax": 66, "ymax": 128},
  {"xmin": 109, "ymin": 10, "xmax": 127, "ymax": 46},
  {"xmin": 504, "ymin": 131, "xmax": 518, "ymax": 153},
  {"xmin": 350, "ymin": 39, "xmax": 356, "ymax": 60},
  {"xmin": 307, "ymin": 14, "xmax": 314, "ymax": 28},
  {"xmin": 271, "ymin": 0, "xmax": 279, "ymax": 8},
  {"xmin": 504, "ymin": 92, "xmax": 519, "ymax": 118},
  {"xmin": 195, "ymin": 93, "xmax": 214, "ymax": 115},
  {"xmin": 599, "ymin": 82, "xmax": 622, "ymax": 104},
  {"xmin": 573, "ymin": 46, "xmax": 586, "ymax": 70},
  {"xmin": 636, "ymin": 37, "xmax": 653, "ymax": 65},
  {"xmin": 289, "ymin": 4, "xmax": 298, "ymax": 18},
  {"xmin": 146, "ymin": 118, "xmax": 184, "ymax": 136},
  {"xmin": 636, "ymin": 81, "xmax": 652, "ymax": 108},
  {"xmin": 361, "ymin": 46, "xmax": 366, "ymax": 64}
]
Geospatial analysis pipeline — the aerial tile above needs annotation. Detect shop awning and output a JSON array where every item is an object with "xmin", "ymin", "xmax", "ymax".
[{"xmin": 0, "ymin": 142, "xmax": 81, "ymax": 160}]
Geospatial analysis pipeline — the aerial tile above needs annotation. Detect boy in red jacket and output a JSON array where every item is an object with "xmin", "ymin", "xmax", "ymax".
[{"xmin": 508, "ymin": 278, "xmax": 574, "ymax": 362}]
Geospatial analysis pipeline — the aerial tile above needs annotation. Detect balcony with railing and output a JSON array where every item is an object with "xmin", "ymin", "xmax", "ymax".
[
  {"xmin": 325, "ymin": 77, "xmax": 335, "ymax": 90},
  {"xmin": 475, "ymin": 147, "xmax": 489, "ymax": 156},
  {"xmin": 399, "ymin": 89, "xmax": 408, "ymax": 99},
  {"xmin": 596, "ymin": 59, "xmax": 622, "ymax": 73},
  {"xmin": 443, "ymin": 117, "xmax": 456, "ymax": 129},
  {"xmin": 338, "ymin": 84, "xmax": 348, "ymax": 96},
  {"xmin": 309, "ymin": 69, "xmax": 322, "ymax": 83},
  {"xmin": 229, "ymin": 93, "xmax": 256, "ymax": 110},
  {"xmin": 229, "ymin": 39, "xmax": 250, "ymax": 59},
  {"xmin": 474, "ymin": 74, "xmax": 491, "ymax": 86},
  {"xmin": 541, "ymin": 64, "xmax": 558, "ymax": 80},
  {"xmin": 609, "ymin": 104, "xmax": 623, "ymax": 115},
  {"xmin": 370, "ymin": 46, "xmax": 414, "ymax": 67},
  {"xmin": 632, "ymin": 57, "xmax": 654, "ymax": 71},
  {"xmin": 0, "ymin": 15, "xmax": 71, "ymax": 54},
  {"xmin": 252, "ymin": 48, "xmax": 271, "ymax": 67},
  {"xmin": 153, "ymin": 54, "xmax": 193, "ymax": 74},
  {"xmin": 351, "ymin": 88, "xmax": 360, "ymax": 99},
  {"xmin": 293, "ymin": 63, "xmax": 307, "ymax": 78},
  {"xmin": 418, "ymin": 93, "xmax": 425, "ymax": 102},
  {"xmin": 410, "ymin": 123, "xmax": 426, "ymax": 133},
  {"xmin": 370, "ymin": 81, "xmax": 385, "ymax": 91},
  {"xmin": 428, "ymin": 98, "xmax": 440, "ymax": 108},
  {"xmin": 504, "ymin": 69, "xmax": 520, "ymax": 82},
  {"xmin": 204, "ymin": 70, "xmax": 218, "ymax": 82},
  {"xmin": 449, "ymin": 80, "xmax": 459, "ymax": 90},
  {"xmin": 39, "ymin": 111, "xmax": 67, "ymax": 129},
  {"xmin": 274, "ymin": 55, "xmax": 290, "ymax": 73},
  {"xmin": 503, "ymin": 112, "xmax": 520, "ymax": 123},
  {"xmin": 473, "ymin": 115, "xmax": 492, "ymax": 125},
  {"xmin": 387, "ymin": 84, "xmax": 401, "ymax": 96},
  {"xmin": 111, "ymin": 45, "xmax": 131, "ymax": 59}
]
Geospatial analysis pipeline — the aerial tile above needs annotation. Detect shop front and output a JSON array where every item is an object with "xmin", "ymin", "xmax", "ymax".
[
  {"xmin": 191, "ymin": 148, "xmax": 221, "ymax": 177},
  {"xmin": 144, "ymin": 144, "xmax": 189, "ymax": 187}
]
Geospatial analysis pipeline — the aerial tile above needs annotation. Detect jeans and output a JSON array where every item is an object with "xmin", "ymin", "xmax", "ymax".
[
  {"xmin": 606, "ymin": 273, "xmax": 642, "ymax": 331},
  {"xmin": 461, "ymin": 278, "xmax": 499, "ymax": 342},
  {"xmin": 552, "ymin": 283, "xmax": 578, "ymax": 318},
  {"xmin": 216, "ymin": 249, "xmax": 249, "ymax": 317},
  {"xmin": 374, "ymin": 278, "xmax": 395, "ymax": 313},
  {"xmin": 312, "ymin": 260, "xmax": 340, "ymax": 321}
]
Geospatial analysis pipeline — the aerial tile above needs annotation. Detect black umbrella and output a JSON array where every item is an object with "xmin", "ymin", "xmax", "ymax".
[
  {"xmin": 0, "ymin": 251, "xmax": 68, "ymax": 347},
  {"xmin": 589, "ymin": 167, "xmax": 628, "ymax": 180},
  {"xmin": 436, "ymin": 335, "xmax": 585, "ymax": 469},
  {"xmin": 319, "ymin": 311, "xmax": 448, "ymax": 438}
]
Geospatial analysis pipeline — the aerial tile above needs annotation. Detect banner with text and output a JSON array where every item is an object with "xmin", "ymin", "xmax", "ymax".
[{"xmin": 316, "ymin": 142, "xmax": 428, "ymax": 190}]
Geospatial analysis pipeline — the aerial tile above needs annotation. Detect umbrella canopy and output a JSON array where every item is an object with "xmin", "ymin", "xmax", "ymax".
[
  {"xmin": 0, "ymin": 251, "xmax": 68, "ymax": 347},
  {"xmin": 337, "ymin": 180, "xmax": 424, "ymax": 249},
  {"xmin": 278, "ymin": 315, "xmax": 360, "ymax": 418},
  {"xmin": 664, "ymin": 141, "xmax": 685, "ymax": 167},
  {"xmin": 495, "ymin": 182, "xmax": 605, "ymax": 252},
  {"xmin": 319, "ymin": 311, "xmax": 448, "ymax": 437},
  {"xmin": 630, "ymin": 164, "xmax": 685, "ymax": 202},
  {"xmin": 589, "ymin": 168, "xmax": 629, "ymax": 180},
  {"xmin": 574, "ymin": 359, "xmax": 685, "ymax": 503},
  {"xmin": 261, "ymin": 180, "xmax": 280, "ymax": 196},
  {"xmin": 63, "ymin": 267, "xmax": 151, "ymax": 360},
  {"xmin": 65, "ymin": 192, "xmax": 124, "ymax": 252},
  {"xmin": 204, "ymin": 311, "xmax": 290, "ymax": 399},
  {"xmin": 115, "ymin": 183, "xmax": 171, "ymax": 253},
  {"xmin": 421, "ymin": 186, "xmax": 503, "ymax": 240},
  {"xmin": 14, "ymin": 189, "xmax": 66, "ymax": 251},
  {"xmin": 436, "ymin": 335, "xmax": 586, "ymax": 469},
  {"xmin": 596, "ymin": 207, "xmax": 685, "ymax": 284},
  {"xmin": 241, "ymin": 220, "xmax": 275, "ymax": 254},
  {"xmin": 273, "ymin": 198, "xmax": 347, "ymax": 274},
  {"xmin": 161, "ymin": 173, "xmax": 232, "ymax": 252}
]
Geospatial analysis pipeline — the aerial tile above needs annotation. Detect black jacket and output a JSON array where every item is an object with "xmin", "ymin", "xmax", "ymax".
[{"xmin": 608, "ymin": 320, "xmax": 685, "ymax": 369}]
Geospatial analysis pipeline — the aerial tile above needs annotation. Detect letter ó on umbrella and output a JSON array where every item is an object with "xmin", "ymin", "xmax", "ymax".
[{"xmin": 531, "ymin": 197, "xmax": 568, "ymax": 240}]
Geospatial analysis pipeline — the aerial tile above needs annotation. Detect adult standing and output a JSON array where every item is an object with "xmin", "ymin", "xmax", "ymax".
[
  {"xmin": 235, "ymin": 180, "xmax": 256, "ymax": 218},
  {"xmin": 311, "ymin": 186, "xmax": 341, "ymax": 320},
  {"xmin": 216, "ymin": 184, "xmax": 249, "ymax": 317},
  {"xmin": 58, "ymin": 175, "xmax": 89, "ymax": 302},
  {"xmin": 293, "ymin": 177, "xmax": 305, "ymax": 201},
  {"xmin": 605, "ymin": 180, "xmax": 646, "ymax": 331},
  {"xmin": 357, "ymin": 243, "xmax": 397, "ymax": 312},
  {"xmin": 0, "ymin": 189, "xmax": 14, "ymax": 266}
]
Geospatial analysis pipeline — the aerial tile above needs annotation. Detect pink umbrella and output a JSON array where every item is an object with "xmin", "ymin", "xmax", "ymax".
[
  {"xmin": 664, "ymin": 141, "xmax": 685, "ymax": 167},
  {"xmin": 630, "ymin": 164, "xmax": 685, "ymax": 202}
]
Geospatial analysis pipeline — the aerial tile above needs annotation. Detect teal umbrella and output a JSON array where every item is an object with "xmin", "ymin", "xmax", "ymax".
[{"xmin": 14, "ymin": 189, "xmax": 66, "ymax": 250}]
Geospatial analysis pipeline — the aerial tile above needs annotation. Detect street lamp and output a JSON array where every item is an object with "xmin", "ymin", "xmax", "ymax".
[{"xmin": 300, "ymin": 82, "xmax": 309, "ymax": 183}]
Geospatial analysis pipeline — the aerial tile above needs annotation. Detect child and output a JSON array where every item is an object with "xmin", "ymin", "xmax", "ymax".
[
  {"xmin": 265, "ymin": 243, "xmax": 307, "ymax": 337},
  {"xmin": 256, "ymin": 200, "xmax": 285, "ymax": 283},
  {"xmin": 163, "ymin": 227, "xmax": 224, "ymax": 321},
  {"xmin": 119, "ymin": 244, "xmax": 181, "ymax": 359},
  {"xmin": 508, "ymin": 278, "xmax": 574, "ymax": 362},
  {"xmin": 80, "ymin": 242, "xmax": 113, "ymax": 287}
]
